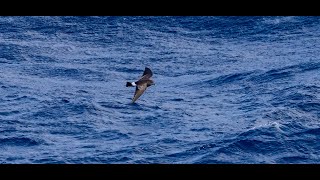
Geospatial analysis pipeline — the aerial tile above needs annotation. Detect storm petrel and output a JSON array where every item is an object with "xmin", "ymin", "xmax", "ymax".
[{"xmin": 126, "ymin": 67, "xmax": 155, "ymax": 103}]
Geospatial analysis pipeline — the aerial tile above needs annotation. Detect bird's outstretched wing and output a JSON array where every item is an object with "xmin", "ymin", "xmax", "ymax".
[
  {"xmin": 139, "ymin": 67, "xmax": 153, "ymax": 81},
  {"xmin": 132, "ymin": 83, "xmax": 148, "ymax": 103}
]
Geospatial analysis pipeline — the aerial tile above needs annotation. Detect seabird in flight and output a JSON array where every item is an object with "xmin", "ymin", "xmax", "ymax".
[{"xmin": 126, "ymin": 67, "xmax": 155, "ymax": 103}]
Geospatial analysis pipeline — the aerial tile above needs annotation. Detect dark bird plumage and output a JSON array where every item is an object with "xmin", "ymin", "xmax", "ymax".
[{"xmin": 126, "ymin": 67, "xmax": 155, "ymax": 103}]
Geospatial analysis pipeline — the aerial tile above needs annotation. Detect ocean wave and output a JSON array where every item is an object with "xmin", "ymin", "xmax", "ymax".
[
  {"xmin": 1, "ymin": 16, "xmax": 320, "ymax": 164},
  {"xmin": 0, "ymin": 137, "xmax": 42, "ymax": 147}
]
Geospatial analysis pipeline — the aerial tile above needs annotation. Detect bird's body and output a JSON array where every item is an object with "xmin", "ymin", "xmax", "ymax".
[{"xmin": 126, "ymin": 67, "xmax": 155, "ymax": 103}]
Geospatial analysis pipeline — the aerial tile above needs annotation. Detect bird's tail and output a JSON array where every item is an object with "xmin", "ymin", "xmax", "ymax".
[{"xmin": 126, "ymin": 82, "xmax": 133, "ymax": 87}]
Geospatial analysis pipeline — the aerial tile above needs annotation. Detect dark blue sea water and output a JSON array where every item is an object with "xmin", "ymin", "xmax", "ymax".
[{"xmin": 1, "ymin": 16, "xmax": 320, "ymax": 164}]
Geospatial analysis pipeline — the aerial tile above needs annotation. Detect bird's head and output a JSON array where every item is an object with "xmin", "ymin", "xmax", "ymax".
[
  {"xmin": 147, "ymin": 79, "xmax": 155, "ymax": 86},
  {"xmin": 151, "ymin": 80, "xmax": 155, "ymax": 85}
]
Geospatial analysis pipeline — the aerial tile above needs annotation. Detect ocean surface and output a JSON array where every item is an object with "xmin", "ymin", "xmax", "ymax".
[{"xmin": 0, "ymin": 16, "xmax": 320, "ymax": 164}]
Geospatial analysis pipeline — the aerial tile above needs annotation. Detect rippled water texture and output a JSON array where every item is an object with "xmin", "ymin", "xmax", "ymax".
[{"xmin": 1, "ymin": 16, "xmax": 320, "ymax": 163}]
